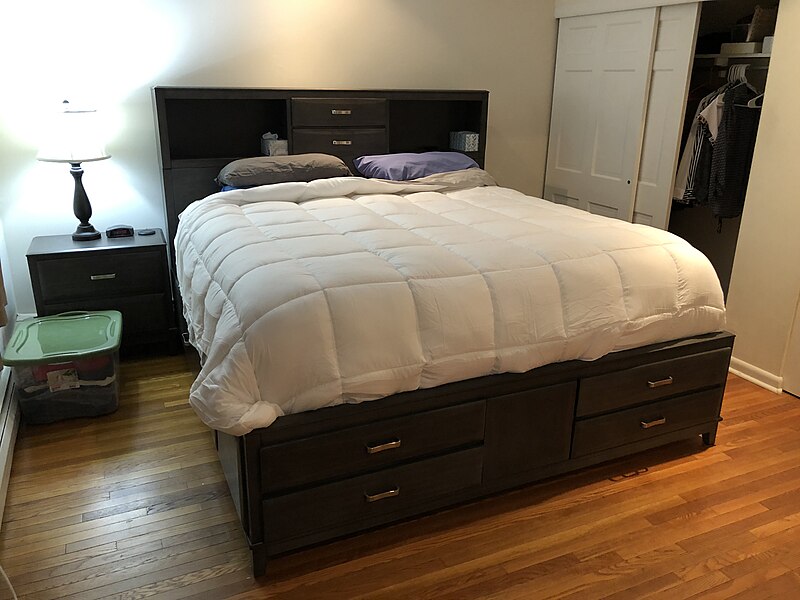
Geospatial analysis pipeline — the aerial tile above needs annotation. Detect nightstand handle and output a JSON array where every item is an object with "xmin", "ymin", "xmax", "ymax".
[
  {"xmin": 90, "ymin": 273, "xmax": 116, "ymax": 281},
  {"xmin": 364, "ymin": 486, "xmax": 400, "ymax": 503},
  {"xmin": 366, "ymin": 438, "xmax": 401, "ymax": 454},
  {"xmin": 331, "ymin": 109, "xmax": 352, "ymax": 115},
  {"xmin": 647, "ymin": 376, "xmax": 673, "ymax": 389}
]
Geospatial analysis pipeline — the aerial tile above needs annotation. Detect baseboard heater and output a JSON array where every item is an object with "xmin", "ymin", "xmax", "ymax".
[{"xmin": 0, "ymin": 366, "xmax": 19, "ymax": 528}]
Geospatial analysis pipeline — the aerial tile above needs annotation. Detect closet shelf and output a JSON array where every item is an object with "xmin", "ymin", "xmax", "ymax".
[{"xmin": 695, "ymin": 53, "xmax": 771, "ymax": 60}]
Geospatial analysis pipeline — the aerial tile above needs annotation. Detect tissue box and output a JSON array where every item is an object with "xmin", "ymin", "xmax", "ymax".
[
  {"xmin": 449, "ymin": 131, "xmax": 479, "ymax": 152},
  {"xmin": 261, "ymin": 139, "xmax": 288, "ymax": 156}
]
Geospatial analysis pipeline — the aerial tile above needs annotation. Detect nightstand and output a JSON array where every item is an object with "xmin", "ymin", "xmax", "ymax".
[{"xmin": 26, "ymin": 230, "xmax": 179, "ymax": 354}]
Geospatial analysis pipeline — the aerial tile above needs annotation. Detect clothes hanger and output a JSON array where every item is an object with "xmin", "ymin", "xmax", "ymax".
[
  {"xmin": 746, "ymin": 93, "xmax": 764, "ymax": 108},
  {"xmin": 728, "ymin": 64, "xmax": 764, "ymax": 108}
]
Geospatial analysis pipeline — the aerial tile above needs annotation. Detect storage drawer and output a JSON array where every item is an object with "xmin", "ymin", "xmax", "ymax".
[
  {"xmin": 261, "ymin": 400, "xmax": 485, "ymax": 493},
  {"xmin": 291, "ymin": 97, "xmax": 387, "ymax": 127},
  {"xmin": 576, "ymin": 348, "xmax": 731, "ymax": 417},
  {"xmin": 572, "ymin": 387, "xmax": 723, "ymax": 458},
  {"xmin": 292, "ymin": 128, "xmax": 387, "ymax": 157},
  {"xmin": 263, "ymin": 446, "xmax": 483, "ymax": 545},
  {"xmin": 35, "ymin": 251, "xmax": 166, "ymax": 304}
]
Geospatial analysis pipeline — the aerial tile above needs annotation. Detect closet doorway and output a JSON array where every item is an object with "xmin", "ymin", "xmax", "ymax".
[
  {"xmin": 545, "ymin": 1, "xmax": 777, "ymax": 299},
  {"xmin": 668, "ymin": 1, "xmax": 777, "ymax": 298}
]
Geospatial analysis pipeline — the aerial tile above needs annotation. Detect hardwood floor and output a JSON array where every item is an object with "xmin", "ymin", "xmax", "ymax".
[{"xmin": 1, "ymin": 355, "xmax": 799, "ymax": 599}]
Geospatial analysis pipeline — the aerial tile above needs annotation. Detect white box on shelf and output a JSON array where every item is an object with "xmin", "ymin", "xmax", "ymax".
[
  {"xmin": 762, "ymin": 36, "xmax": 774, "ymax": 54},
  {"xmin": 449, "ymin": 131, "xmax": 479, "ymax": 152},
  {"xmin": 720, "ymin": 42, "xmax": 763, "ymax": 55}
]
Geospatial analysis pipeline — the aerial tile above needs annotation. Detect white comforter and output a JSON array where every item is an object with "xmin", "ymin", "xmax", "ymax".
[{"xmin": 176, "ymin": 173, "xmax": 725, "ymax": 434}]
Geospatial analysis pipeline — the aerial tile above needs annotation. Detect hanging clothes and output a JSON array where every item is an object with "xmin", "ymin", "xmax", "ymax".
[
  {"xmin": 673, "ymin": 60, "xmax": 762, "ymax": 221},
  {"xmin": 708, "ymin": 84, "xmax": 761, "ymax": 219},
  {"xmin": 673, "ymin": 83, "xmax": 732, "ymax": 203}
]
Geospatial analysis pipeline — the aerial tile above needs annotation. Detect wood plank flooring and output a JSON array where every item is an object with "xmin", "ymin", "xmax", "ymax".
[{"xmin": 0, "ymin": 355, "xmax": 799, "ymax": 599}]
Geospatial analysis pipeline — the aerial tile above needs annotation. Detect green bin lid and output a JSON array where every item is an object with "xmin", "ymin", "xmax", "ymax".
[{"xmin": 2, "ymin": 310, "xmax": 122, "ymax": 366}]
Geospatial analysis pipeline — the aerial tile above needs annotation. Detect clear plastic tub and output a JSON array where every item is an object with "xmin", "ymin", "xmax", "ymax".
[{"xmin": 3, "ymin": 311, "xmax": 122, "ymax": 424}]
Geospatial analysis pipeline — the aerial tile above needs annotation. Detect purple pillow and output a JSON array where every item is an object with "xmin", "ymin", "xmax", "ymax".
[{"xmin": 354, "ymin": 151, "xmax": 478, "ymax": 181}]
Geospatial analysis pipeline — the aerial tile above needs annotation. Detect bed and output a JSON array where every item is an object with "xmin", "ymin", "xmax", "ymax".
[{"xmin": 155, "ymin": 87, "xmax": 734, "ymax": 577}]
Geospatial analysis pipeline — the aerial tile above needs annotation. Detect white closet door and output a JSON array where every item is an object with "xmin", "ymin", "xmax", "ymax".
[
  {"xmin": 633, "ymin": 2, "xmax": 700, "ymax": 228},
  {"xmin": 545, "ymin": 8, "xmax": 657, "ymax": 220},
  {"xmin": 783, "ymin": 300, "xmax": 800, "ymax": 397}
]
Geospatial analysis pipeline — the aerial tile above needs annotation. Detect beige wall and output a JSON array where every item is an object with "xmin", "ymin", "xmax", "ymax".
[
  {"xmin": 0, "ymin": 0, "xmax": 557, "ymax": 314},
  {"xmin": 725, "ymin": 1, "xmax": 800, "ymax": 382}
]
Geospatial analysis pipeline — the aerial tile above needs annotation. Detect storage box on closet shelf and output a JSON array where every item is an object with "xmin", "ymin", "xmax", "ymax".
[
  {"xmin": 720, "ymin": 42, "xmax": 763, "ymax": 55},
  {"xmin": 261, "ymin": 132, "xmax": 288, "ymax": 156}
]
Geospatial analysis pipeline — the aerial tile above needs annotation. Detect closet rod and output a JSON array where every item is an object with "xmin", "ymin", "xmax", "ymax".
[{"xmin": 715, "ymin": 66, "xmax": 769, "ymax": 74}]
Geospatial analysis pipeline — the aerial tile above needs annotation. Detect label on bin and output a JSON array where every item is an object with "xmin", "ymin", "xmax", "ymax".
[{"xmin": 47, "ymin": 368, "xmax": 80, "ymax": 392}]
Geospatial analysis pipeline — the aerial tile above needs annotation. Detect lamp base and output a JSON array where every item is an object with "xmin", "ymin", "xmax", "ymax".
[{"xmin": 72, "ymin": 224, "xmax": 101, "ymax": 242}]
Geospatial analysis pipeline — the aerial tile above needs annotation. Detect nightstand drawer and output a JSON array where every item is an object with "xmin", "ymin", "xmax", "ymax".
[
  {"xmin": 43, "ymin": 293, "xmax": 170, "ymax": 335},
  {"xmin": 292, "ymin": 98, "xmax": 387, "ymax": 127},
  {"xmin": 576, "ymin": 348, "xmax": 731, "ymax": 417},
  {"xmin": 35, "ymin": 251, "xmax": 165, "ymax": 303},
  {"xmin": 572, "ymin": 388, "xmax": 723, "ymax": 458},
  {"xmin": 260, "ymin": 400, "xmax": 485, "ymax": 494},
  {"xmin": 292, "ymin": 128, "xmax": 387, "ymax": 157}
]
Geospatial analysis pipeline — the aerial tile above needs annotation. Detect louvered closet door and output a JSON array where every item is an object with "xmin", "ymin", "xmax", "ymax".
[
  {"xmin": 633, "ymin": 3, "xmax": 700, "ymax": 228},
  {"xmin": 545, "ymin": 8, "xmax": 657, "ymax": 221}
]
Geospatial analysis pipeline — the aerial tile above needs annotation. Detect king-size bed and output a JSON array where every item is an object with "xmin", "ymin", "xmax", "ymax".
[{"xmin": 155, "ymin": 86, "xmax": 733, "ymax": 576}]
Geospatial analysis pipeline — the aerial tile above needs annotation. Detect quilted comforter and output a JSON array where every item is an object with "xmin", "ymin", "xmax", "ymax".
[{"xmin": 176, "ymin": 172, "xmax": 725, "ymax": 434}]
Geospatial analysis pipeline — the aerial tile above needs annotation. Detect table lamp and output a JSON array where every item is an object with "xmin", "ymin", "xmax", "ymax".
[{"xmin": 36, "ymin": 101, "xmax": 110, "ymax": 241}]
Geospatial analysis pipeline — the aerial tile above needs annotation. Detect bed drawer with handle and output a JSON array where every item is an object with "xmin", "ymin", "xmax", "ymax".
[
  {"xmin": 34, "ymin": 250, "xmax": 166, "ymax": 304},
  {"xmin": 291, "ymin": 128, "xmax": 387, "ymax": 158},
  {"xmin": 576, "ymin": 348, "xmax": 731, "ymax": 418},
  {"xmin": 263, "ymin": 446, "xmax": 482, "ymax": 550},
  {"xmin": 571, "ymin": 387, "xmax": 723, "ymax": 458},
  {"xmin": 260, "ymin": 400, "xmax": 485, "ymax": 493},
  {"xmin": 291, "ymin": 97, "xmax": 387, "ymax": 127}
]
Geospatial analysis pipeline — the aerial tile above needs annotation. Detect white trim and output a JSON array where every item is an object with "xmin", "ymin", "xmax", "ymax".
[
  {"xmin": 0, "ymin": 366, "xmax": 19, "ymax": 530},
  {"xmin": 729, "ymin": 357, "xmax": 784, "ymax": 395},
  {"xmin": 555, "ymin": 0, "xmax": 710, "ymax": 19}
]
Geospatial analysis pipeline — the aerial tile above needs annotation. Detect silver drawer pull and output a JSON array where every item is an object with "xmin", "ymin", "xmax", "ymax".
[
  {"xmin": 331, "ymin": 109, "xmax": 352, "ymax": 115},
  {"xmin": 647, "ymin": 376, "xmax": 674, "ymax": 389},
  {"xmin": 366, "ymin": 438, "xmax": 401, "ymax": 454},
  {"xmin": 640, "ymin": 417, "xmax": 667, "ymax": 429},
  {"xmin": 90, "ymin": 273, "xmax": 116, "ymax": 281},
  {"xmin": 365, "ymin": 486, "xmax": 400, "ymax": 503},
  {"xmin": 332, "ymin": 140, "xmax": 352, "ymax": 146}
]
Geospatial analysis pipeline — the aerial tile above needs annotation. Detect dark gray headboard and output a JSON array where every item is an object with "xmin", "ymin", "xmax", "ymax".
[{"xmin": 153, "ymin": 86, "xmax": 488, "ymax": 250}]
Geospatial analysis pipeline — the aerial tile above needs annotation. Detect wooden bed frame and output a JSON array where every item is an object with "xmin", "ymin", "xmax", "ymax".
[{"xmin": 154, "ymin": 86, "xmax": 734, "ymax": 577}]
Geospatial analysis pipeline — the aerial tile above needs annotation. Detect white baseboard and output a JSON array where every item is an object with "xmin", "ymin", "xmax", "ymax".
[{"xmin": 729, "ymin": 357, "xmax": 784, "ymax": 395}]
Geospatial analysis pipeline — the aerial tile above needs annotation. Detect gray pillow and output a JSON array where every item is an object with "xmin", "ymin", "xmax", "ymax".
[{"xmin": 216, "ymin": 154, "xmax": 352, "ymax": 187}]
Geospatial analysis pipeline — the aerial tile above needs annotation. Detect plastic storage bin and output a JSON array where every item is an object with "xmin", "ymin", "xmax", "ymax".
[{"xmin": 3, "ymin": 311, "xmax": 122, "ymax": 424}]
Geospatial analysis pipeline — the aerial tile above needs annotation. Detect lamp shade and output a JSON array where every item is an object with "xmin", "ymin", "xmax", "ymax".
[{"xmin": 36, "ymin": 101, "xmax": 110, "ymax": 164}]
